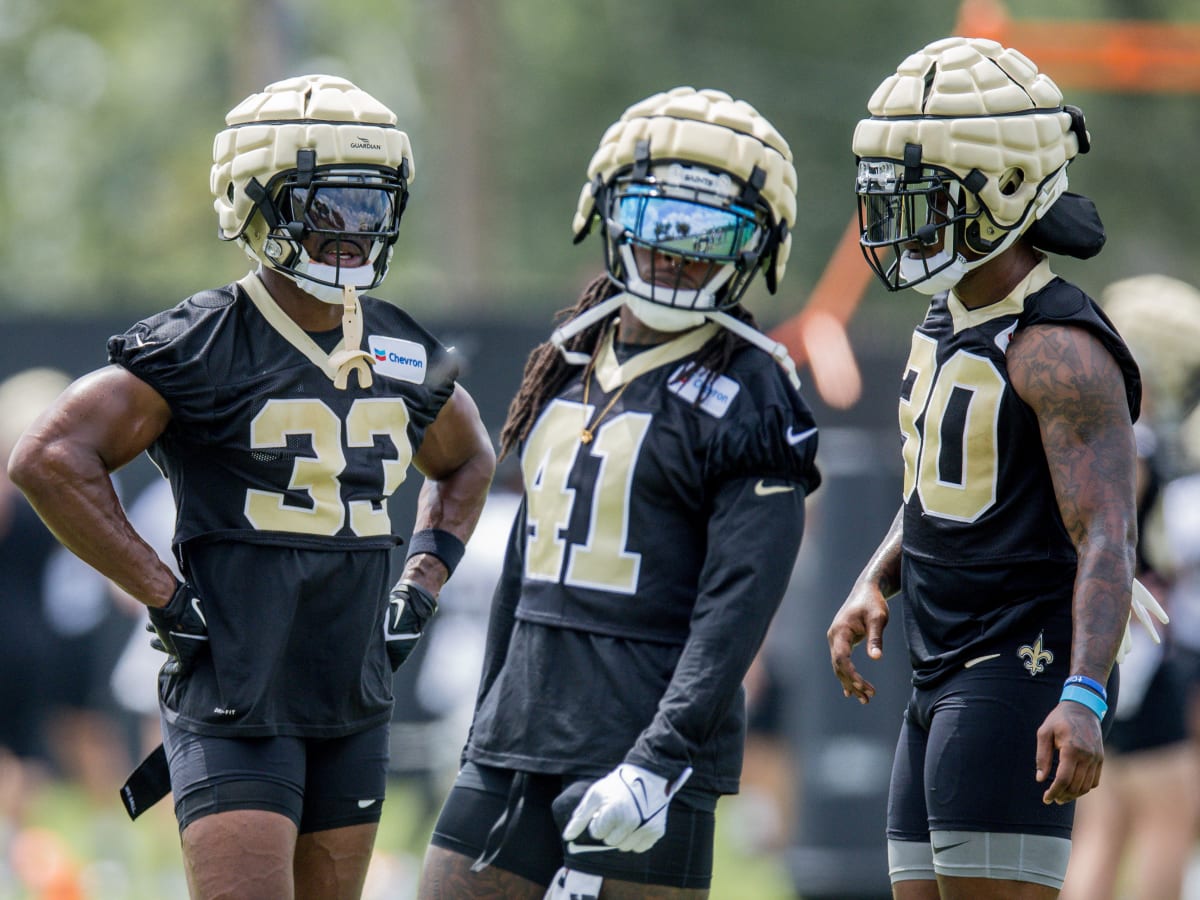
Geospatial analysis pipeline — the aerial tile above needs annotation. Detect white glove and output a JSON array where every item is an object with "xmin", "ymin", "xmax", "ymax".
[
  {"xmin": 543, "ymin": 868, "xmax": 602, "ymax": 900},
  {"xmin": 1116, "ymin": 578, "xmax": 1170, "ymax": 663},
  {"xmin": 561, "ymin": 763, "xmax": 692, "ymax": 854}
]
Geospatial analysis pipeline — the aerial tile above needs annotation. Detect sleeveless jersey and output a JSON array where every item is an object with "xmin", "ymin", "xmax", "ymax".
[
  {"xmin": 107, "ymin": 277, "xmax": 456, "ymax": 736},
  {"xmin": 465, "ymin": 321, "xmax": 821, "ymax": 792},
  {"xmin": 898, "ymin": 260, "xmax": 1140, "ymax": 685}
]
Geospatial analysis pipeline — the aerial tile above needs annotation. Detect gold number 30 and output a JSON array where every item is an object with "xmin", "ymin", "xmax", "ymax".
[
  {"xmin": 243, "ymin": 398, "xmax": 412, "ymax": 536},
  {"xmin": 899, "ymin": 333, "xmax": 1005, "ymax": 522}
]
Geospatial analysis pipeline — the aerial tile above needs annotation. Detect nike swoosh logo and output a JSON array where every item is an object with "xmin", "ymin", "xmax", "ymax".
[
  {"xmin": 389, "ymin": 596, "xmax": 406, "ymax": 630},
  {"xmin": 191, "ymin": 596, "xmax": 207, "ymax": 626},
  {"xmin": 932, "ymin": 839, "xmax": 970, "ymax": 854},
  {"xmin": 357, "ymin": 799, "xmax": 378, "ymax": 809},
  {"xmin": 786, "ymin": 426, "xmax": 817, "ymax": 446},
  {"xmin": 963, "ymin": 653, "xmax": 1001, "ymax": 669},
  {"xmin": 566, "ymin": 842, "xmax": 617, "ymax": 854},
  {"xmin": 627, "ymin": 776, "xmax": 650, "ymax": 817},
  {"xmin": 754, "ymin": 480, "xmax": 795, "ymax": 497}
]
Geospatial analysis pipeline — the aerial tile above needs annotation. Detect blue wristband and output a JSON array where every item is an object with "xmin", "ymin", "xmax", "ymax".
[
  {"xmin": 1063, "ymin": 674, "xmax": 1107, "ymax": 702},
  {"xmin": 1061, "ymin": 684, "xmax": 1108, "ymax": 720},
  {"xmin": 405, "ymin": 528, "xmax": 466, "ymax": 577}
]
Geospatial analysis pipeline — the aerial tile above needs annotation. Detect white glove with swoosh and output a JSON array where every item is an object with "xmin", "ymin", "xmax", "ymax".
[{"xmin": 562, "ymin": 763, "xmax": 692, "ymax": 854}]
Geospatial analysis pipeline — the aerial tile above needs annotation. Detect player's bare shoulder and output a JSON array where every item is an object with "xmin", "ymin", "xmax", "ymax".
[{"xmin": 1007, "ymin": 320, "xmax": 1133, "ymax": 432}]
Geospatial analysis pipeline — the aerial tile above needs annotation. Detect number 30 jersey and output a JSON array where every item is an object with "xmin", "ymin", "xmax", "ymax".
[
  {"xmin": 898, "ymin": 260, "xmax": 1140, "ymax": 685},
  {"xmin": 107, "ymin": 275, "xmax": 457, "ymax": 736}
]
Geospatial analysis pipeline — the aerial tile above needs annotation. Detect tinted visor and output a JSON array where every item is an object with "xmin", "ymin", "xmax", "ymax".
[
  {"xmin": 290, "ymin": 185, "xmax": 398, "ymax": 237},
  {"xmin": 614, "ymin": 188, "xmax": 763, "ymax": 261}
]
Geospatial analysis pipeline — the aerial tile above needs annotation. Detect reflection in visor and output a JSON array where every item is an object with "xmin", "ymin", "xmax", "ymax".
[
  {"xmin": 615, "ymin": 191, "xmax": 762, "ymax": 260},
  {"xmin": 858, "ymin": 166, "xmax": 956, "ymax": 249},
  {"xmin": 290, "ymin": 186, "xmax": 396, "ymax": 235}
]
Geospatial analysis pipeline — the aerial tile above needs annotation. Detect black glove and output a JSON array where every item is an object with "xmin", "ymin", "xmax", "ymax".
[
  {"xmin": 385, "ymin": 579, "xmax": 438, "ymax": 672},
  {"xmin": 147, "ymin": 581, "xmax": 209, "ymax": 676}
]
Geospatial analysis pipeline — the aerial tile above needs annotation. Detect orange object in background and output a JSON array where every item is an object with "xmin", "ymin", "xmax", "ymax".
[
  {"xmin": 956, "ymin": 0, "xmax": 1200, "ymax": 93},
  {"xmin": 769, "ymin": 218, "xmax": 869, "ymax": 410},
  {"xmin": 773, "ymin": 0, "xmax": 1200, "ymax": 410},
  {"xmin": 9, "ymin": 826, "xmax": 85, "ymax": 900}
]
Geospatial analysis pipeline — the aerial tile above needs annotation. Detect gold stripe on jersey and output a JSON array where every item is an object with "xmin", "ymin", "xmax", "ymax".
[
  {"xmin": 593, "ymin": 321, "xmax": 721, "ymax": 392},
  {"xmin": 947, "ymin": 259, "xmax": 1055, "ymax": 334},
  {"xmin": 238, "ymin": 273, "xmax": 349, "ymax": 382}
]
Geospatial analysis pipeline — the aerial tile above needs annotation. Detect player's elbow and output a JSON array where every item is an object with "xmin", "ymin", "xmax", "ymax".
[
  {"xmin": 7, "ymin": 430, "xmax": 78, "ymax": 498},
  {"xmin": 457, "ymin": 439, "xmax": 497, "ymax": 502}
]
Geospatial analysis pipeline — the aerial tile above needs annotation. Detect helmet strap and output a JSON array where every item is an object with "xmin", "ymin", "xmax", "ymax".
[
  {"xmin": 329, "ymin": 285, "xmax": 376, "ymax": 389},
  {"xmin": 549, "ymin": 294, "xmax": 627, "ymax": 365},
  {"xmin": 547, "ymin": 289, "xmax": 801, "ymax": 392},
  {"xmin": 705, "ymin": 311, "xmax": 800, "ymax": 390}
]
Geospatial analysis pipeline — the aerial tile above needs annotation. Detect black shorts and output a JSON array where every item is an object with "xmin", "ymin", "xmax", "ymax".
[
  {"xmin": 1106, "ymin": 655, "xmax": 1189, "ymax": 755},
  {"xmin": 429, "ymin": 762, "xmax": 717, "ymax": 889},
  {"xmin": 888, "ymin": 655, "xmax": 1118, "ymax": 842},
  {"xmin": 161, "ymin": 717, "xmax": 389, "ymax": 834}
]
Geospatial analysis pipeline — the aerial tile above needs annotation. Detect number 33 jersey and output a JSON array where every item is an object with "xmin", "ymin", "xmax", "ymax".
[
  {"xmin": 107, "ymin": 275, "xmax": 457, "ymax": 736},
  {"xmin": 898, "ymin": 260, "xmax": 1140, "ymax": 685}
]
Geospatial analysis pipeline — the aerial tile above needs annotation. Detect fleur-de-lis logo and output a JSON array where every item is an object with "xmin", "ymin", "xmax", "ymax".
[{"xmin": 1017, "ymin": 632, "xmax": 1054, "ymax": 676}]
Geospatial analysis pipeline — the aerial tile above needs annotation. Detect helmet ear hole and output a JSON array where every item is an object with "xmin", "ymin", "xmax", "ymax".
[{"xmin": 999, "ymin": 169, "xmax": 1024, "ymax": 196}]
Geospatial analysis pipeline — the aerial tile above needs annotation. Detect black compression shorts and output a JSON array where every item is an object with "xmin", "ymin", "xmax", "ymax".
[
  {"xmin": 429, "ymin": 762, "xmax": 717, "ymax": 889},
  {"xmin": 887, "ymin": 652, "xmax": 1118, "ymax": 842},
  {"xmin": 161, "ymin": 717, "xmax": 389, "ymax": 834}
]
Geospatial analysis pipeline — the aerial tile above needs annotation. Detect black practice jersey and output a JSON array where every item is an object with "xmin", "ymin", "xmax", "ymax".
[
  {"xmin": 107, "ymin": 274, "xmax": 456, "ymax": 736},
  {"xmin": 465, "ymin": 321, "xmax": 821, "ymax": 793},
  {"xmin": 898, "ymin": 261, "xmax": 1140, "ymax": 686}
]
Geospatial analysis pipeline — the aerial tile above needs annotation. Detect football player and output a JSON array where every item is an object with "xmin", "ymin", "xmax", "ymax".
[
  {"xmin": 7, "ymin": 75, "xmax": 495, "ymax": 900},
  {"xmin": 826, "ymin": 37, "xmax": 1155, "ymax": 899},
  {"xmin": 415, "ymin": 87, "xmax": 821, "ymax": 899}
]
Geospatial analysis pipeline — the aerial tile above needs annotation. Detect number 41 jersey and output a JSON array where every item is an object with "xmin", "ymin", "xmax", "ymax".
[
  {"xmin": 106, "ymin": 275, "xmax": 457, "ymax": 736},
  {"xmin": 466, "ymin": 320, "xmax": 820, "ymax": 792},
  {"xmin": 898, "ymin": 260, "xmax": 1140, "ymax": 685},
  {"xmin": 515, "ymin": 322, "xmax": 821, "ymax": 645}
]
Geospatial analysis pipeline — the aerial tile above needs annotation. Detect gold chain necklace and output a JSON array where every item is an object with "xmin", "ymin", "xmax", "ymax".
[{"xmin": 580, "ymin": 359, "xmax": 631, "ymax": 444}]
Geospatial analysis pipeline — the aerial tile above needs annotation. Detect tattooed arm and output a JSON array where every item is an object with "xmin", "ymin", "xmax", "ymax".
[{"xmin": 1008, "ymin": 321, "xmax": 1137, "ymax": 805}]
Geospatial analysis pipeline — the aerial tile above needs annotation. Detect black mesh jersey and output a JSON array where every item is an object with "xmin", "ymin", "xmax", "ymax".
[
  {"xmin": 465, "ymin": 321, "xmax": 821, "ymax": 793},
  {"xmin": 898, "ymin": 261, "xmax": 1141, "ymax": 686},
  {"xmin": 107, "ymin": 275, "xmax": 457, "ymax": 736}
]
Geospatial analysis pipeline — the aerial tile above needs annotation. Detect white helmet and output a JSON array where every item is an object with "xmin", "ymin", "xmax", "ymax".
[
  {"xmin": 211, "ymin": 74, "xmax": 414, "ymax": 305},
  {"xmin": 852, "ymin": 37, "xmax": 1089, "ymax": 294},
  {"xmin": 573, "ymin": 86, "xmax": 797, "ymax": 326},
  {"xmin": 551, "ymin": 88, "xmax": 801, "ymax": 387},
  {"xmin": 1101, "ymin": 274, "xmax": 1200, "ymax": 422}
]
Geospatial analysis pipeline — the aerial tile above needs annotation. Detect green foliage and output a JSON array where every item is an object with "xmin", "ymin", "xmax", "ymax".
[
  {"xmin": 0, "ymin": 0, "xmax": 1197, "ymax": 341},
  {"xmin": 0, "ymin": 776, "xmax": 797, "ymax": 897}
]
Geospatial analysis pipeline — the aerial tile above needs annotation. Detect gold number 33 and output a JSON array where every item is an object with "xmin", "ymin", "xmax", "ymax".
[{"xmin": 243, "ymin": 398, "xmax": 412, "ymax": 536}]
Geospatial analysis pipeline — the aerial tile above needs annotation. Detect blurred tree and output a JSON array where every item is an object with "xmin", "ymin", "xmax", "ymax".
[{"xmin": 0, "ymin": 0, "xmax": 1195, "ymax": 346}]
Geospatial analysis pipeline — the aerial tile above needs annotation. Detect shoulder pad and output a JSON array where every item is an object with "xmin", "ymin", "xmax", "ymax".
[
  {"xmin": 189, "ymin": 284, "xmax": 238, "ymax": 310},
  {"xmin": 1033, "ymin": 279, "xmax": 1087, "ymax": 320}
]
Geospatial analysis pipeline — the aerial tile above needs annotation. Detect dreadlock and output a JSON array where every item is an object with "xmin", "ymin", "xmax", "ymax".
[
  {"xmin": 499, "ymin": 276, "xmax": 618, "ymax": 459},
  {"xmin": 499, "ymin": 278, "xmax": 767, "ymax": 459}
]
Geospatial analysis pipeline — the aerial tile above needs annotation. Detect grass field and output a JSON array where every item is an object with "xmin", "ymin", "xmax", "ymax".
[{"xmin": 0, "ymin": 777, "xmax": 798, "ymax": 899}]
